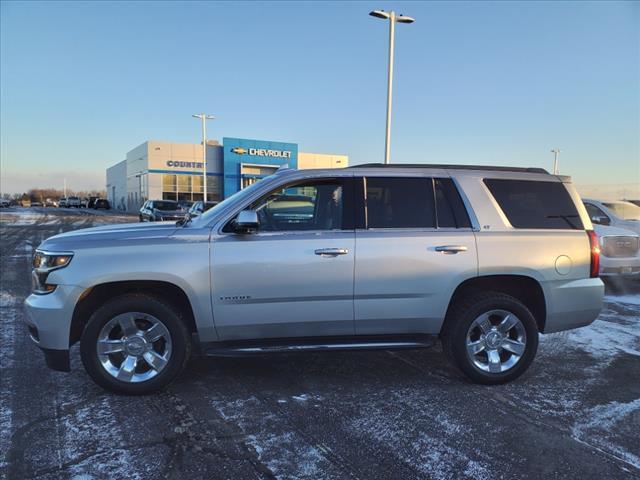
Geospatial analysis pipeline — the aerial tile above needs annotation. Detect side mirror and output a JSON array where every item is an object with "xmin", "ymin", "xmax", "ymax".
[
  {"xmin": 234, "ymin": 210, "xmax": 259, "ymax": 233},
  {"xmin": 591, "ymin": 215, "xmax": 610, "ymax": 226}
]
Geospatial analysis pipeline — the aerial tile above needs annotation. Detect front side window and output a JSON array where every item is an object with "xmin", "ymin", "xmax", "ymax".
[
  {"xmin": 365, "ymin": 177, "xmax": 436, "ymax": 229},
  {"xmin": 484, "ymin": 179, "xmax": 583, "ymax": 230},
  {"xmin": 234, "ymin": 179, "xmax": 347, "ymax": 232}
]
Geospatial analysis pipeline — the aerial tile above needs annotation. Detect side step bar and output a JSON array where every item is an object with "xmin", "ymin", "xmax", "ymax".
[{"xmin": 200, "ymin": 335, "xmax": 437, "ymax": 357}]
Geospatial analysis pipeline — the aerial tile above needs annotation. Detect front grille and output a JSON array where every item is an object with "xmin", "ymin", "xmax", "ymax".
[{"xmin": 602, "ymin": 236, "xmax": 640, "ymax": 258}]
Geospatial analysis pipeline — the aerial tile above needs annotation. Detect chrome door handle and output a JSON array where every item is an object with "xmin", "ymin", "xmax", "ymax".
[
  {"xmin": 315, "ymin": 248, "xmax": 349, "ymax": 256},
  {"xmin": 435, "ymin": 245, "xmax": 468, "ymax": 254}
]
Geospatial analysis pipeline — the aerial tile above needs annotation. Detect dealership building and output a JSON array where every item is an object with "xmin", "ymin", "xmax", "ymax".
[{"xmin": 106, "ymin": 137, "xmax": 348, "ymax": 212}]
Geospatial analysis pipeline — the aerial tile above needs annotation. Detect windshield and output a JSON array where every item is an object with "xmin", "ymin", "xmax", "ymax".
[
  {"xmin": 154, "ymin": 201, "xmax": 179, "ymax": 211},
  {"xmin": 603, "ymin": 201, "xmax": 640, "ymax": 221}
]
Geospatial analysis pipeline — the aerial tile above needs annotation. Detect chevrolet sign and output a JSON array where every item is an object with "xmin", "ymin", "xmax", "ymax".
[{"xmin": 231, "ymin": 147, "xmax": 292, "ymax": 159}]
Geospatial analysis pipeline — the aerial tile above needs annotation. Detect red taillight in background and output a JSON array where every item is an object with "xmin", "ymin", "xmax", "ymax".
[{"xmin": 587, "ymin": 230, "xmax": 600, "ymax": 278}]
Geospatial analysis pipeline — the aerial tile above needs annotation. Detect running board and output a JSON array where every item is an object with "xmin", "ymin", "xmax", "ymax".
[{"xmin": 200, "ymin": 335, "xmax": 437, "ymax": 357}]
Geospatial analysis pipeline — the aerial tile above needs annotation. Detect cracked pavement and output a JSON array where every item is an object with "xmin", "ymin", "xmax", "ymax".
[{"xmin": 1, "ymin": 208, "xmax": 639, "ymax": 479}]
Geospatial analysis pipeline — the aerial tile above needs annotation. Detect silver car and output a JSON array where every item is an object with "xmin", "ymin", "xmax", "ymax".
[{"xmin": 24, "ymin": 164, "xmax": 604, "ymax": 394}]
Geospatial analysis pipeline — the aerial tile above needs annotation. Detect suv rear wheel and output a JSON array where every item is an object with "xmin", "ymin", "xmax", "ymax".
[
  {"xmin": 80, "ymin": 293, "xmax": 191, "ymax": 395},
  {"xmin": 442, "ymin": 292, "xmax": 538, "ymax": 384}
]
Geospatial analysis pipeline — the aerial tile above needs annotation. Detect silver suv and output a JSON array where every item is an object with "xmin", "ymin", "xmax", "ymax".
[{"xmin": 24, "ymin": 164, "xmax": 604, "ymax": 394}]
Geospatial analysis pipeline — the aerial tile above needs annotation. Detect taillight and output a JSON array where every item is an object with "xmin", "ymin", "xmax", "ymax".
[{"xmin": 587, "ymin": 230, "xmax": 600, "ymax": 278}]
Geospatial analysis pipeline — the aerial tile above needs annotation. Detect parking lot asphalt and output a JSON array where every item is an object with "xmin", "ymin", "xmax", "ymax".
[{"xmin": 1, "ymin": 207, "xmax": 639, "ymax": 480}]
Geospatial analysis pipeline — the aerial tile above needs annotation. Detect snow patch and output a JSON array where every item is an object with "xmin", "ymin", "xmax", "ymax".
[
  {"xmin": 606, "ymin": 294, "xmax": 640, "ymax": 306},
  {"xmin": 212, "ymin": 396, "xmax": 336, "ymax": 478},
  {"xmin": 0, "ymin": 309, "xmax": 18, "ymax": 469},
  {"xmin": 572, "ymin": 399, "xmax": 640, "ymax": 470},
  {"xmin": 0, "ymin": 291, "xmax": 17, "ymax": 308}
]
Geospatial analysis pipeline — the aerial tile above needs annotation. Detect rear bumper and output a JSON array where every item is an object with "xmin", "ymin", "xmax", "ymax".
[
  {"xmin": 599, "ymin": 255, "xmax": 640, "ymax": 277},
  {"xmin": 542, "ymin": 278, "xmax": 604, "ymax": 333}
]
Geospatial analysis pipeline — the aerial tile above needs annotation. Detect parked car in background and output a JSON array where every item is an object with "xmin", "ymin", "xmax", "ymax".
[
  {"xmin": 31, "ymin": 201, "xmax": 43, "ymax": 207},
  {"xmin": 0, "ymin": 199, "xmax": 11, "ymax": 208},
  {"xmin": 139, "ymin": 199, "xmax": 184, "ymax": 222},
  {"xmin": 80, "ymin": 198, "xmax": 89, "ymax": 208},
  {"xmin": 58, "ymin": 198, "xmax": 68, "ymax": 208},
  {"xmin": 187, "ymin": 200, "xmax": 218, "ymax": 218},
  {"xmin": 178, "ymin": 200, "xmax": 194, "ymax": 211},
  {"xmin": 583, "ymin": 199, "xmax": 640, "ymax": 234},
  {"xmin": 93, "ymin": 199, "xmax": 110, "ymax": 210},
  {"xmin": 25, "ymin": 164, "xmax": 604, "ymax": 394},
  {"xmin": 67, "ymin": 196, "xmax": 81, "ymax": 208},
  {"xmin": 592, "ymin": 224, "xmax": 640, "ymax": 277},
  {"xmin": 87, "ymin": 197, "xmax": 100, "ymax": 209},
  {"xmin": 44, "ymin": 198, "xmax": 58, "ymax": 207}
]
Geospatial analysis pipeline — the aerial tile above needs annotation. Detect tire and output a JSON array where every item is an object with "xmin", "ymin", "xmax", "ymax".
[
  {"xmin": 441, "ymin": 291, "xmax": 538, "ymax": 385},
  {"xmin": 80, "ymin": 293, "xmax": 191, "ymax": 395}
]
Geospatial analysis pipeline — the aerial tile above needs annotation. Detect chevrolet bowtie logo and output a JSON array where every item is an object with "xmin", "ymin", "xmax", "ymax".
[{"xmin": 231, "ymin": 147, "xmax": 248, "ymax": 155}]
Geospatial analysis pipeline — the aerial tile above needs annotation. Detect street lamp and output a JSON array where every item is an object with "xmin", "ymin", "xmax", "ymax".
[
  {"xmin": 369, "ymin": 9, "xmax": 414, "ymax": 164},
  {"xmin": 192, "ymin": 113, "xmax": 215, "ymax": 202},
  {"xmin": 551, "ymin": 148, "xmax": 560, "ymax": 175}
]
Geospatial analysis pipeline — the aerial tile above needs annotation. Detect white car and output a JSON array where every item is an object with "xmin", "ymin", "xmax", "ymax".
[
  {"xmin": 593, "ymin": 224, "xmax": 640, "ymax": 277},
  {"xmin": 583, "ymin": 199, "xmax": 640, "ymax": 234}
]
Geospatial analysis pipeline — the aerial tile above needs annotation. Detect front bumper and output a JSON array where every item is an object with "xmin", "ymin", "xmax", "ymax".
[
  {"xmin": 23, "ymin": 284, "xmax": 86, "ymax": 371},
  {"xmin": 542, "ymin": 278, "xmax": 604, "ymax": 334}
]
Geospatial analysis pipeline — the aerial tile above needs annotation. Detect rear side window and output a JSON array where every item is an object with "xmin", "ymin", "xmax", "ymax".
[
  {"xmin": 484, "ymin": 179, "xmax": 583, "ymax": 230},
  {"xmin": 365, "ymin": 177, "xmax": 435, "ymax": 228},
  {"xmin": 434, "ymin": 178, "xmax": 472, "ymax": 228}
]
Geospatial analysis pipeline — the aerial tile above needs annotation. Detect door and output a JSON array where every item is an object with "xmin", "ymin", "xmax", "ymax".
[
  {"xmin": 211, "ymin": 177, "xmax": 356, "ymax": 340},
  {"xmin": 354, "ymin": 176, "xmax": 478, "ymax": 335}
]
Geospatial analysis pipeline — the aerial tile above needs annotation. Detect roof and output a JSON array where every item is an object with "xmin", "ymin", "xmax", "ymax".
[{"xmin": 348, "ymin": 163, "xmax": 549, "ymax": 174}]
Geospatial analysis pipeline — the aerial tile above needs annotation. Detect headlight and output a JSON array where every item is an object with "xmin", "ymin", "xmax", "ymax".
[{"xmin": 32, "ymin": 250, "xmax": 73, "ymax": 294}]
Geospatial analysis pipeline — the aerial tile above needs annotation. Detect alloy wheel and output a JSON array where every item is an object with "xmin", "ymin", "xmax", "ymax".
[
  {"xmin": 96, "ymin": 312, "xmax": 172, "ymax": 383},
  {"xmin": 465, "ymin": 309, "xmax": 527, "ymax": 373}
]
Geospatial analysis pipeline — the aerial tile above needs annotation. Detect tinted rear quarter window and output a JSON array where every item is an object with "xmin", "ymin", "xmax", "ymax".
[{"xmin": 484, "ymin": 179, "xmax": 583, "ymax": 230}]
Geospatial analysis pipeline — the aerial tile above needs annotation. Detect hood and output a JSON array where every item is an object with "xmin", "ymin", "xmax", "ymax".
[
  {"xmin": 615, "ymin": 219, "xmax": 640, "ymax": 235},
  {"xmin": 592, "ymin": 223, "xmax": 639, "ymax": 238},
  {"xmin": 39, "ymin": 221, "xmax": 179, "ymax": 251}
]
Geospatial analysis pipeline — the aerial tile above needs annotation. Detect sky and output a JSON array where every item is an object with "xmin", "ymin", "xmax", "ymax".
[{"xmin": 1, "ymin": 1, "xmax": 638, "ymax": 199}]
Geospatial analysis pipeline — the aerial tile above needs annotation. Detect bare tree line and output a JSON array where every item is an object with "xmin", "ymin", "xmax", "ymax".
[{"xmin": 2, "ymin": 188, "xmax": 107, "ymax": 202}]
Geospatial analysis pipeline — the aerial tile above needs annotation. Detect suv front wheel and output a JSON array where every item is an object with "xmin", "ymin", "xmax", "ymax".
[
  {"xmin": 442, "ymin": 292, "xmax": 539, "ymax": 384},
  {"xmin": 80, "ymin": 294, "xmax": 191, "ymax": 395}
]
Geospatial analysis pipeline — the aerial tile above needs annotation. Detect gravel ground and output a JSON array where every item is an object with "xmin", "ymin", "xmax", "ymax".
[{"xmin": 1, "ymin": 207, "xmax": 639, "ymax": 480}]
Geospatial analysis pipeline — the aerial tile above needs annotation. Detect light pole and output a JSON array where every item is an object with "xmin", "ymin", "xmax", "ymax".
[
  {"xmin": 369, "ymin": 9, "xmax": 414, "ymax": 164},
  {"xmin": 192, "ymin": 113, "xmax": 215, "ymax": 202},
  {"xmin": 551, "ymin": 148, "xmax": 560, "ymax": 175}
]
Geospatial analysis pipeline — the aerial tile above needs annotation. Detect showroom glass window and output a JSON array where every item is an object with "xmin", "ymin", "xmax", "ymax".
[
  {"xmin": 247, "ymin": 179, "xmax": 346, "ymax": 232},
  {"xmin": 162, "ymin": 174, "xmax": 177, "ymax": 200}
]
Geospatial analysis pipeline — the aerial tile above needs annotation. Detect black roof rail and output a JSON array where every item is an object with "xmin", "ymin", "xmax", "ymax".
[{"xmin": 348, "ymin": 163, "xmax": 549, "ymax": 174}]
